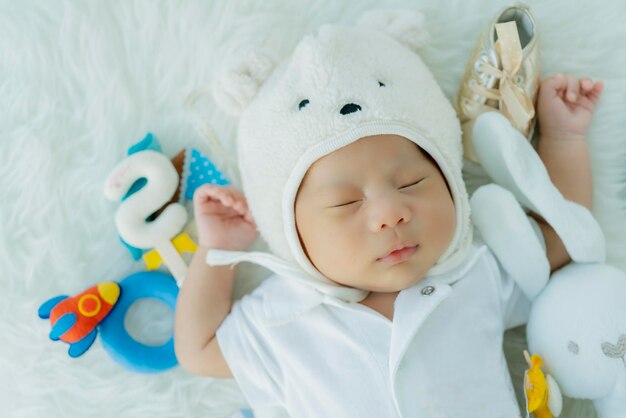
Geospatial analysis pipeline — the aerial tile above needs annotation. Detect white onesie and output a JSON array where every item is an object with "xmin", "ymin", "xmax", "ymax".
[{"xmin": 216, "ymin": 243, "xmax": 531, "ymax": 418}]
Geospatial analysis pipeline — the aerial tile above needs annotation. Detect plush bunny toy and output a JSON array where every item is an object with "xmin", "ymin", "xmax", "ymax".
[
  {"xmin": 469, "ymin": 111, "xmax": 626, "ymax": 418},
  {"xmin": 528, "ymin": 263, "xmax": 626, "ymax": 417}
]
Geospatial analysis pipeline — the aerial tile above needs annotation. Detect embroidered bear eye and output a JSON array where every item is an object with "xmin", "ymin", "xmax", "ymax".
[
  {"xmin": 298, "ymin": 99, "xmax": 309, "ymax": 110},
  {"xmin": 568, "ymin": 340, "xmax": 580, "ymax": 354},
  {"xmin": 378, "ymin": 81, "xmax": 386, "ymax": 87}
]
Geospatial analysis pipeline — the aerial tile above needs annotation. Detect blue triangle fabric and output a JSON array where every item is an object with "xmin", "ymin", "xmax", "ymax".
[{"xmin": 184, "ymin": 148, "xmax": 229, "ymax": 200}]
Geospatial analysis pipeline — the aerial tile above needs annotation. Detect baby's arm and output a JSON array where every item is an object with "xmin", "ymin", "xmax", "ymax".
[
  {"xmin": 174, "ymin": 185, "xmax": 258, "ymax": 377},
  {"xmin": 532, "ymin": 74, "xmax": 603, "ymax": 271}
]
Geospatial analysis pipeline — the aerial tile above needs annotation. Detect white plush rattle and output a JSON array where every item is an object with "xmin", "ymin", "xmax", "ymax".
[{"xmin": 104, "ymin": 150, "xmax": 189, "ymax": 285}]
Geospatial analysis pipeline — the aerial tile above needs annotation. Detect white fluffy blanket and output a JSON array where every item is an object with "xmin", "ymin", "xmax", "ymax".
[{"xmin": 1, "ymin": 1, "xmax": 624, "ymax": 417}]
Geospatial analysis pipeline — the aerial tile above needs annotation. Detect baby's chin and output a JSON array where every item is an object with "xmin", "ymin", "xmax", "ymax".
[
  {"xmin": 363, "ymin": 279, "xmax": 425, "ymax": 293},
  {"xmin": 330, "ymin": 271, "xmax": 428, "ymax": 293}
]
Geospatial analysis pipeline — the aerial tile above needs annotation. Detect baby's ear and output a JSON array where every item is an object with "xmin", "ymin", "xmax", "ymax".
[
  {"xmin": 357, "ymin": 10, "xmax": 430, "ymax": 51},
  {"xmin": 212, "ymin": 47, "xmax": 275, "ymax": 116}
]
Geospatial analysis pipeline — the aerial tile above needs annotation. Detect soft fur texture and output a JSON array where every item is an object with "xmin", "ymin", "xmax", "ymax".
[
  {"xmin": 1, "ymin": 1, "xmax": 624, "ymax": 417},
  {"xmin": 207, "ymin": 11, "xmax": 475, "ymax": 302}
]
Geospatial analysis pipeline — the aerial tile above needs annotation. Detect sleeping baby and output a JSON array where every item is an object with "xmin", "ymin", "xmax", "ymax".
[{"xmin": 174, "ymin": 10, "xmax": 603, "ymax": 417}]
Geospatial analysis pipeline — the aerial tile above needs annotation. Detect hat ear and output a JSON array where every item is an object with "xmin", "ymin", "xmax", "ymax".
[
  {"xmin": 357, "ymin": 10, "xmax": 430, "ymax": 51},
  {"xmin": 212, "ymin": 47, "xmax": 275, "ymax": 116}
]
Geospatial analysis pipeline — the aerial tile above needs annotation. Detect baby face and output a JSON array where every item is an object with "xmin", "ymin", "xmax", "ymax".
[{"xmin": 295, "ymin": 134, "xmax": 456, "ymax": 293}]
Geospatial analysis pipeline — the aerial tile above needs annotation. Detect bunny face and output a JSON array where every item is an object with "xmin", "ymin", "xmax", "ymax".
[{"xmin": 527, "ymin": 263, "xmax": 626, "ymax": 400}]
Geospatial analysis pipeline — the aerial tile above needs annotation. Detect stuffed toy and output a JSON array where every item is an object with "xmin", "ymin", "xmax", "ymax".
[
  {"xmin": 469, "ymin": 111, "xmax": 626, "ymax": 418},
  {"xmin": 103, "ymin": 134, "xmax": 228, "ymax": 284},
  {"xmin": 527, "ymin": 263, "xmax": 626, "ymax": 418},
  {"xmin": 38, "ymin": 272, "xmax": 180, "ymax": 374},
  {"xmin": 38, "ymin": 282, "xmax": 120, "ymax": 357}
]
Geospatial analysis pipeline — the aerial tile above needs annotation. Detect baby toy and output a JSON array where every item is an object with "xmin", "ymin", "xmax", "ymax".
[
  {"xmin": 98, "ymin": 271, "xmax": 179, "ymax": 373},
  {"xmin": 38, "ymin": 272, "xmax": 179, "ymax": 373},
  {"xmin": 468, "ymin": 111, "xmax": 626, "ymax": 417},
  {"xmin": 104, "ymin": 142, "xmax": 190, "ymax": 284},
  {"xmin": 105, "ymin": 133, "xmax": 228, "ymax": 284},
  {"xmin": 523, "ymin": 350, "xmax": 561, "ymax": 418},
  {"xmin": 526, "ymin": 263, "xmax": 626, "ymax": 418},
  {"xmin": 38, "ymin": 282, "xmax": 120, "ymax": 357},
  {"xmin": 38, "ymin": 133, "xmax": 232, "ymax": 373}
]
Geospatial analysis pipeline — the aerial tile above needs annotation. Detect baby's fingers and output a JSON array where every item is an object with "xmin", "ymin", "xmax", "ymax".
[
  {"xmin": 217, "ymin": 188, "xmax": 250, "ymax": 214},
  {"xmin": 582, "ymin": 79, "xmax": 604, "ymax": 104},
  {"xmin": 564, "ymin": 75, "xmax": 580, "ymax": 103},
  {"xmin": 580, "ymin": 77, "xmax": 593, "ymax": 92},
  {"xmin": 194, "ymin": 184, "xmax": 225, "ymax": 205},
  {"xmin": 226, "ymin": 199, "xmax": 256, "ymax": 227},
  {"xmin": 193, "ymin": 184, "xmax": 255, "ymax": 221},
  {"xmin": 193, "ymin": 185, "xmax": 235, "ymax": 211},
  {"xmin": 540, "ymin": 73, "xmax": 569, "ymax": 101},
  {"xmin": 230, "ymin": 197, "xmax": 253, "ymax": 219}
]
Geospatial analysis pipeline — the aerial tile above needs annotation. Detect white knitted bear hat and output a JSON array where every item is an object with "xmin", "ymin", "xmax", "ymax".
[{"xmin": 206, "ymin": 10, "xmax": 472, "ymax": 302}]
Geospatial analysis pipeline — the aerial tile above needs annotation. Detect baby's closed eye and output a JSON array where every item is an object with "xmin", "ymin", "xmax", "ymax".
[
  {"xmin": 399, "ymin": 178, "xmax": 425, "ymax": 189},
  {"xmin": 333, "ymin": 200, "xmax": 360, "ymax": 208},
  {"xmin": 330, "ymin": 177, "xmax": 426, "ymax": 208}
]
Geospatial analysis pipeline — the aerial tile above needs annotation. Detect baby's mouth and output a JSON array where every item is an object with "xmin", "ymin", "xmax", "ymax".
[{"xmin": 377, "ymin": 245, "xmax": 419, "ymax": 264}]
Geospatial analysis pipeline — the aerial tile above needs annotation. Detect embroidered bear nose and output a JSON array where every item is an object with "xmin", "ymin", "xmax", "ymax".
[{"xmin": 340, "ymin": 103, "xmax": 362, "ymax": 115}]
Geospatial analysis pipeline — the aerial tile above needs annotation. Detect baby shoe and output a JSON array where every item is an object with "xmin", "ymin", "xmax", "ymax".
[{"xmin": 455, "ymin": 3, "xmax": 540, "ymax": 163}]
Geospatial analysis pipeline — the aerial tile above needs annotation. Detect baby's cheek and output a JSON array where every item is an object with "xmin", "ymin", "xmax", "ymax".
[
  {"xmin": 321, "ymin": 229, "xmax": 359, "ymax": 271},
  {"xmin": 436, "ymin": 202, "xmax": 457, "ymax": 247},
  {"xmin": 421, "ymin": 198, "xmax": 455, "ymax": 240},
  {"xmin": 304, "ymin": 223, "xmax": 341, "ymax": 262}
]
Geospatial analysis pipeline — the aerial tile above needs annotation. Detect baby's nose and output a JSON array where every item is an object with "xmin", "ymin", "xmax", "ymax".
[
  {"xmin": 340, "ymin": 103, "xmax": 362, "ymax": 115},
  {"xmin": 368, "ymin": 201, "xmax": 411, "ymax": 232}
]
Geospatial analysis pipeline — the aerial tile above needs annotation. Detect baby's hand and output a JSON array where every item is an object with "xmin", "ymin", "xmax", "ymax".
[
  {"xmin": 193, "ymin": 184, "xmax": 258, "ymax": 251},
  {"xmin": 536, "ymin": 74, "xmax": 603, "ymax": 142}
]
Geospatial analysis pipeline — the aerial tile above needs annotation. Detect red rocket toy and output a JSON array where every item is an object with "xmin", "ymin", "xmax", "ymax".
[{"xmin": 38, "ymin": 282, "xmax": 121, "ymax": 357}]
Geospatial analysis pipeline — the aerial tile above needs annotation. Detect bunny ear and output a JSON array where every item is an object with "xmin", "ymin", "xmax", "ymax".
[
  {"xmin": 211, "ymin": 47, "xmax": 275, "ymax": 116},
  {"xmin": 357, "ymin": 10, "xmax": 430, "ymax": 51}
]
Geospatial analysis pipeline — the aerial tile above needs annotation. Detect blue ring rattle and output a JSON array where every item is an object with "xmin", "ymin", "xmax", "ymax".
[{"xmin": 100, "ymin": 271, "xmax": 178, "ymax": 373}]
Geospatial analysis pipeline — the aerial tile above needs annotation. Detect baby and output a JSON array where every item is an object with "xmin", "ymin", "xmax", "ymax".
[{"xmin": 174, "ymin": 18, "xmax": 603, "ymax": 418}]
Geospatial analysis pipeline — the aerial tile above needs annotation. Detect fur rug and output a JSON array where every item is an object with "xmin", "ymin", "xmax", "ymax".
[{"xmin": 1, "ymin": 1, "xmax": 624, "ymax": 417}]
